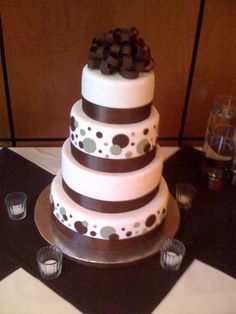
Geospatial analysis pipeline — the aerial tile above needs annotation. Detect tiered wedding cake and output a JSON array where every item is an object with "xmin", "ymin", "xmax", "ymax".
[{"xmin": 50, "ymin": 28, "xmax": 169, "ymax": 250}]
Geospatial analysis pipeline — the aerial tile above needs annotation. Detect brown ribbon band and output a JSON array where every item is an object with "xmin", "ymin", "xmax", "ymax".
[
  {"xmin": 82, "ymin": 97, "xmax": 152, "ymax": 124},
  {"xmin": 71, "ymin": 144, "xmax": 156, "ymax": 173},
  {"xmin": 52, "ymin": 212, "xmax": 164, "ymax": 251},
  {"xmin": 62, "ymin": 178, "xmax": 160, "ymax": 213}
]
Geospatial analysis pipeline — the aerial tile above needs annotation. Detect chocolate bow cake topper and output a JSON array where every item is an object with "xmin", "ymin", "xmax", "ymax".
[{"xmin": 87, "ymin": 27, "xmax": 154, "ymax": 79}]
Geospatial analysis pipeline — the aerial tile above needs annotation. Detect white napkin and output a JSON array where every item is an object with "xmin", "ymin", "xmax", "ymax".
[
  {"xmin": 9, "ymin": 148, "xmax": 61, "ymax": 175},
  {"xmin": 152, "ymin": 259, "xmax": 236, "ymax": 314},
  {"xmin": 0, "ymin": 268, "xmax": 82, "ymax": 314}
]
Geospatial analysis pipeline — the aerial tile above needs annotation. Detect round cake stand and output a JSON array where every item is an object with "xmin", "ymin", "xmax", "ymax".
[{"xmin": 34, "ymin": 186, "xmax": 180, "ymax": 268}]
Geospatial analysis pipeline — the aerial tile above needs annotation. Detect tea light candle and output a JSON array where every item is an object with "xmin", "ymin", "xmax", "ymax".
[
  {"xmin": 177, "ymin": 194, "xmax": 190, "ymax": 205},
  {"xmin": 166, "ymin": 251, "xmax": 182, "ymax": 266},
  {"xmin": 11, "ymin": 204, "xmax": 24, "ymax": 215},
  {"xmin": 44, "ymin": 259, "xmax": 57, "ymax": 275}
]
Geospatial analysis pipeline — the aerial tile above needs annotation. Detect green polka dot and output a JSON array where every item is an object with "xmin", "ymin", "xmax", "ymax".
[
  {"xmin": 60, "ymin": 207, "xmax": 66, "ymax": 216},
  {"xmin": 136, "ymin": 139, "xmax": 149, "ymax": 154},
  {"xmin": 134, "ymin": 222, "xmax": 140, "ymax": 228},
  {"xmin": 104, "ymin": 142, "xmax": 108, "ymax": 146},
  {"xmin": 110, "ymin": 145, "xmax": 121, "ymax": 155},
  {"xmin": 56, "ymin": 213, "xmax": 60, "ymax": 219},
  {"xmin": 80, "ymin": 129, "xmax": 86, "ymax": 136},
  {"xmin": 82, "ymin": 221, "xmax": 88, "ymax": 227},
  {"xmin": 83, "ymin": 138, "xmax": 96, "ymax": 153},
  {"xmin": 100, "ymin": 226, "xmax": 116, "ymax": 239},
  {"xmin": 125, "ymin": 151, "xmax": 133, "ymax": 158},
  {"xmin": 49, "ymin": 193, "xmax": 53, "ymax": 204},
  {"xmin": 74, "ymin": 121, "xmax": 79, "ymax": 128}
]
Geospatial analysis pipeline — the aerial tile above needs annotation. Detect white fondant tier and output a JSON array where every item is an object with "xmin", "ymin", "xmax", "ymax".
[
  {"xmin": 62, "ymin": 138, "xmax": 163, "ymax": 202},
  {"xmin": 82, "ymin": 65, "xmax": 155, "ymax": 109},
  {"xmin": 70, "ymin": 100, "xmax": 159, "ymax": 160},
  {"xmin": 50, "ymin": 173, "xmax": 169, "ymax": 240}
]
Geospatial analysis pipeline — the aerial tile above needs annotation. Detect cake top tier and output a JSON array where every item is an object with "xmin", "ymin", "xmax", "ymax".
[{"xmin": 87, "ymin": 27, "xmax": 154, "ymax": 79}]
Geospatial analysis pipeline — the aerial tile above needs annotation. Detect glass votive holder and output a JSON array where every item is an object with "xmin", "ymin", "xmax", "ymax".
[
  {"xmin": 160, "ymin": 238, "xmax": 186, "ymax": 271},
  {"xmin": 176, "ymin": 183, "xmax": 196, "ymax": 210},
  {"xmin": 36, "ymin": 246, "xmax": 63, "ymax": 280},
  {"xmin": 4, "ymin": 192, "xmax": 27, "ymax": 221}
]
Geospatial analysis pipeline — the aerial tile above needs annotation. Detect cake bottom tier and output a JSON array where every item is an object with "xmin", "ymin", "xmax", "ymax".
[{"xmin": 50, "ymin": 173, "xmax": 169, "ymax": 250}]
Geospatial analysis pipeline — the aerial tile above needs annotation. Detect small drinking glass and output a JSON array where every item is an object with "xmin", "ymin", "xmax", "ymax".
[
  {"xmin": 203, "ymin": 95, "xmax": 236, "ymax": 189},
  {"xmin": 36, "ymin": 246, "xmax": 63, "ymax": 280},
  {"xmin": 176, "ymin": 183, "xmax": 196, "ymax": 210},
  {"xmin": 160, "ymin": 238, "xmax": 185, "ymax": 271},
  {"xmin": 4, "ymin": 192, "xmax": 27, "ymax": 220}
]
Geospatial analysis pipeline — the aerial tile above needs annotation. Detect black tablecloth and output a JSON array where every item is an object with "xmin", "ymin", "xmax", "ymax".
[{"xmin": 0, "ymin": 147, "xmax": 235, "ymax": 314}]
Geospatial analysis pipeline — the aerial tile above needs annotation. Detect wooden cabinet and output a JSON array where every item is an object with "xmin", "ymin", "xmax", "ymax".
[{"xmin": 0, "ymin": 1, "xmax": 235, "ymax": 147}]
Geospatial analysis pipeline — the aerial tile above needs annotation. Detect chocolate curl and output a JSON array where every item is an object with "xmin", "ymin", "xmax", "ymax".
[
  {"xmin": 110, "ymin": 44, "xmax": 120, "ymax": 56},
  {"xmin": 134, "ymin": 60, "xmax": 145, "ymax": 71},
  {"xmin": 121, "ymin": 55, "xmax": 133, "ymax": 70},
  {"xmin": 96, "ymin": 46, "xmax": 106, "ymax": 59},
  {"xmin": 144, "ymin": 58, "xmax": 154, "ymax": 72},
  {"xmin": 130, "ymin": 27, "xmax": 139, "ymax": 37},
  {"xmin": 100, "ymin": 60, "xmax": 116, "ymax": 75},
  {"xmin": 88, "ymin": 59, "xmax": 100, "ymax": 69},
  {"xmin": 120, "ymin": 69, "xmax": 138, "ymax": 79},
  {"xmin": 87, "ymin": 27, "xmax": 154, "ymax": 78},
  {"xmin": 121, "ymin": 45, "xmax": 132, "ymax": 55},
  {"xmin": 107, "ymin": 54, "xmax": 120, "ymax": 68}
]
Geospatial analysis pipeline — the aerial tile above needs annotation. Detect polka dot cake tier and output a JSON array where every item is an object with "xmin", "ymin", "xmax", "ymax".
[
  {"xmin": 50, "ymin": 174, "xmax": 168, "ymax": 245},
  {"xmin": 70, "ymin": 100, "xmax": 159, "ymax": 172},
  {"xmin": 50, "ymin": 27, "xmax": 170, "ymax": 251}
]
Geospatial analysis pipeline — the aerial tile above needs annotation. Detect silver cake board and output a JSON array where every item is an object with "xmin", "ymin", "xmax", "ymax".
[{"xmin": 34, "ymin": 186, "xmax": 180, "ymax": 268}]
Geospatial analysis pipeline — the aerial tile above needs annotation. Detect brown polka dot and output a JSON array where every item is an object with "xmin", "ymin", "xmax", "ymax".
[
  {"xmin": 96, "ymin": 131, "xmax": 103, "ymax": 138},
  {"xmin": 74, "ymin": 221, "xmax": 87, "ymax": 234},
  {"xmin": 79, "ymin": 141, "xmax": 84, "ymax": 149},
  {"xmin": 109, "ymin": 233, "xmax": 119, "ymax": 240},
  {"xmin": 145, "ymin": 214, "xmax": 156, "ymax": 227},
  {"xmin": 63, "ymin": 215, "xmax": 68, "ymax": 221},
  {"xmin": 71, "ymin": 134, "xmax": 74, "ymax": 141},
  {"xmin": 90, "ymin": 231, "xmax": 96, "ymax": 236},
  {"xmin": 126, "ymin": 231, "xmax": 132, "ymax": 237},
  {"xmin": 162, "ymin": 208, "xmax": 166, "ymax": 215},
  {"xmin": 71, "ymin": 116, "xmax": 76, "ymax": 131},
  {"xmin": 112, "ymin": 134, "xmax": 129, "ymax": 148},
  {"xmin": 143, "ymin": 128, "xmax": 149, "ymax": 135},
  {"xmin": 144, "ymin": 142, "xmax": 151, "ymax": 153}
]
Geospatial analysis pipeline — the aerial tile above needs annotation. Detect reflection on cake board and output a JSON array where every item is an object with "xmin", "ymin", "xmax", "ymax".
[{"xmin": 35, "ymin": 186, "xmax": 180, "ymax": 267}]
